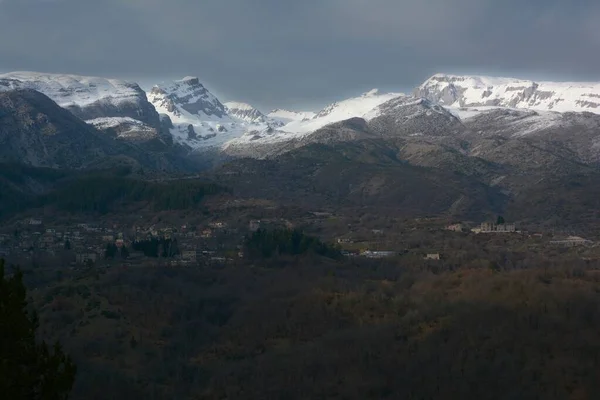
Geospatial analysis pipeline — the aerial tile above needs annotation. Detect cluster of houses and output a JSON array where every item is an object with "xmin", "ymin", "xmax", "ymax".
[
  {"xmin": 0, "ymin": 217, "xmax": 239, "ymax": 267},
  {"xmin": 0, "ymin": 220, "xmax": 117, "ymax": 263}
]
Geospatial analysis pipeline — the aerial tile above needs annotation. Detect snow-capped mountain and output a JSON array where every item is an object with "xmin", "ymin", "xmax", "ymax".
[
  {"xmin": 146, "ymin": 77, "xmax": 403, "ymax": 150},
  {"xmin": 415, "ymin": 74, "xmax": 600, "ymax": 115},
  {"xmin": 224, "ymin": 102, "xmax": 267, "ymax": 123},
  {"xmin": 0, "ymin": 71, "xmax": 161, "ymax": 138},
  {"xmin": 148, "ymin": 77, "xmax": 273, "ymax": 148},
  {"xmin": 149, "ymin": 77, "xmax": 227, "ymax": 119},
  {"xmin": 11, "ymin": 69, "xmax": 600, "ymax": 159}
]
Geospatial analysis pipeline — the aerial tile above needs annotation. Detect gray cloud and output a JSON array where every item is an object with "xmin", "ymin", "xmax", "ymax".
[{"xmin": 1, "ymin": 0, "xmax": 599, "ymax": 110}]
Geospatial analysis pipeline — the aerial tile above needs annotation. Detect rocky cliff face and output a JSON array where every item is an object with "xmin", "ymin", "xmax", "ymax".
[
  {"xmin": 0, "ymin": 89, "xmax": 192, "ymax": 171},
  {"xmin": 0, "ymin": 89, "xmax": 123, "ymax": 168}
]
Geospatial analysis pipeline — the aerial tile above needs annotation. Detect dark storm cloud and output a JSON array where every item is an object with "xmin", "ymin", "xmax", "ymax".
[{"xmin": 1, "ymin": 0, "xmax": 599, "ymax": 110}]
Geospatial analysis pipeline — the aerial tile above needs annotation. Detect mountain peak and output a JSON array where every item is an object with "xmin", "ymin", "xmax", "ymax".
[
  {"xmin": 179, "ymin": 76, "xmax": 201, "ymax": 85},
  {"xmin": 224, "ymin": 102, "xmax": 256, "ymax": 111},
  {"xmin": 362, "ymin": 88, "xmax": 380, "ymax": 97},
  {"xmin": 149, "ymin": 77, "xmax": 226, "ymax": 119}
]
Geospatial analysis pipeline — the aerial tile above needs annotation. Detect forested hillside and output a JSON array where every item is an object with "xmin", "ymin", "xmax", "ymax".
[{"xmin": 17, "ymin": 245, "xmax": 600, "ymax": 400}]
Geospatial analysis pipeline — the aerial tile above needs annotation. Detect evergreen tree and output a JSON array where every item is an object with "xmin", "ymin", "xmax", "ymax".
[
  {"xmin": 104, "ymin": 243, "xmax": 118, "ymax": 259},
  {"xmin": 0, "ymin": 259, "xmax": 76, "ymax": 399},
  {"xmin": 497, "ymin": 216, "xmax": 506, "ymax": 225},
  {"xmin": 120, "ymin": 246, "xmax": 130, "ymax": 259}
]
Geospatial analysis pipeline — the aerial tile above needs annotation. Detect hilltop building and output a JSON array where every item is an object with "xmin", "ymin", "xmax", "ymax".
[{"xmin": 473, "ymin": 222, "xmax": 516, "ymax": 234}]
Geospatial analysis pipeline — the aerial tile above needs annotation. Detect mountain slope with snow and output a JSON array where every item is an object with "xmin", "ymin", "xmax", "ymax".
[
  {"xmin": 368, "ymin": 96, "xmax": 463, "ymax": 138},
  {"xmin": 280, "ymin": 89, "xmax": 403, "ymax": 135},
  {"xmin": 267, "ymin": 109, "xmax": 316, "ymax": 125},
  {"xmin": 416, "ymin": 74, "xmax": 600, "ymax": 114},
  {"xmin": 0, "ymin": 71, "xmax": 161, "ymax": 136},
  {"xmin": 147, "ymin": 78, "xmax": 404, "ymax": 150},
  {"xmin": 148, "ymin": 77, "xmax": 269, "ymax": 148}
]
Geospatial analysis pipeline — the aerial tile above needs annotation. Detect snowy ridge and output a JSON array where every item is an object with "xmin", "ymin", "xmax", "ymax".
[
  {"xmin": 416, "ymin": 74, "xmax": 600, "ymax": 114},
  {"xmin": 148, "ymin": 78, "xmax": 404, "ymax": 150},
  {"xmin": 0, "ymin": 71, "xmax": 144, "ymax": 108},
  {"xmin": 0, "ymin": 71, "xmax": 161, "ymax": 140},
  {"xmin": 280, "ymin": 89, "xmax": 403, "ymax": 135},
  {"xmin": 224, "ymin": 101, "xmax": 267, "ymax": 123}
]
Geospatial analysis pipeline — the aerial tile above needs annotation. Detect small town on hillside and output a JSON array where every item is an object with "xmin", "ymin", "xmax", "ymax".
[{"xmin": 0, "ymin": 212, "xmax": 596, "ymax": 268}]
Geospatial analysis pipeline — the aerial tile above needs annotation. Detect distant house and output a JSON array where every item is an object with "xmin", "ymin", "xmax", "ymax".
[
  {"xmin": 550, "ymin": 236, "xmax": 593, "ymax": 247},
  {"xmin": 372, "ymin": 229, "xmax": 384, "ymax": 235},
  {"xmin": 478, "ymin": 222, "xmax": 516, "ymax": 233},
  {"xmin": 446, "ymin": 224, "xmax": 464, "ymax": 232},
  {"xmin": 361, "ymin": 250, "xmax": 396, "ymax": 259},
  {"xmin": 28, "ymin": 218, "xmax": 42, "ymax": 226},
  {"xmin": 209, "ymin": 222, "xmax": 226, "ymax": 229},
  {"xmin": 249, "ymin": 220, "xmax": 261, "ymax": 232},
  {"xmin": 425, "ymin": 253, "xmax": 441, "ymax": 260},
  {"xmin": 201, "ymin": 229, "xmax": 213, "ymax": 238},
  {"xmin": 337, "ymin": 238, "xmax": 353, "ymax": 244}
]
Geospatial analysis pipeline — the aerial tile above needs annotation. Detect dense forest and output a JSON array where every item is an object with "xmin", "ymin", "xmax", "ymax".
[{"xmin": 18, "ymin": 247, "xmax": 600, "ymax": 400}]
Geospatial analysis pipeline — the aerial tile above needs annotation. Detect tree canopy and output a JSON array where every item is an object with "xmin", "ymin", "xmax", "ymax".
[
  {"xmin": 244, "ymin": 228, "xmax": 341, "ymax": 261},
  {"xmin": 0, "ymin": 259, "xmax": 76, "ymax": 399}
]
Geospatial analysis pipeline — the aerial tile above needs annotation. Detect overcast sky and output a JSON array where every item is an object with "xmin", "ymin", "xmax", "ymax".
[{"xmin": 1, "ymin": 0, "xmax": 600, "ymax": 111}]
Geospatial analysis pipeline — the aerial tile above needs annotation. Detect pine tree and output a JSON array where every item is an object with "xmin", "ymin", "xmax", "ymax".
[
  {"xmin": 120, "ymin": 246, "xmax": 130, "ymax": 259},
  {"xmin": 104, "ymin": 243, "xmax": 118, "ymax": 259},
  {"xmin": 0, "ymin": 259, "xmax": 76, "ymax": 399}
]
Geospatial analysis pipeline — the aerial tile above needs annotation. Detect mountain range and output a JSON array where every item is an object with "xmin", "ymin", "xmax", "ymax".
[
  {"xmin": 4, "ymin": 71, "xmax": 600, "ymax": 154},
  {"xmin": 4, "ymin": 69, "xmax": 600, "ymax": 225}
]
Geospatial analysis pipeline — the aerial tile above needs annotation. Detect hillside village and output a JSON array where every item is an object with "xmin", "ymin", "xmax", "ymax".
[{"xmin": 1, "ymin": 209, "xmax": 597, "ymax": 269}]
